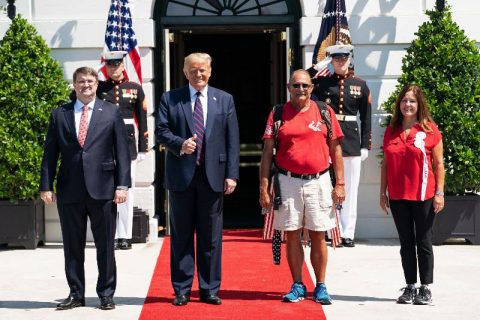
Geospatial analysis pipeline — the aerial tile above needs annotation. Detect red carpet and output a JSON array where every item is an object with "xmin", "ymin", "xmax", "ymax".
[{"xmin": 139, "ymin": 229, "xmax": 327, "ymax": 320}]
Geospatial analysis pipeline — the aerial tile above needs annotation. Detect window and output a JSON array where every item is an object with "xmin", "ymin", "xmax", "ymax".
[{"xmin": 166, "ymin": 0, "xmax": 289, "ymax": 16}]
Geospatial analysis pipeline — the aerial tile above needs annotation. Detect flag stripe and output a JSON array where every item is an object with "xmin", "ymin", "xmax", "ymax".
[{"xmin": 99, "ymin": 0, "xmax": 142, "ymax": 85}]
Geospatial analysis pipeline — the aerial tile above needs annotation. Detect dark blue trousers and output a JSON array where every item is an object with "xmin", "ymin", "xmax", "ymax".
[
  {"xmin": 57, "ymin": 195, "xmax": 117, "ymax": 299},
  {"xmin": 169, "ymin": 166, "xmax": 223, "ymax": 297}
]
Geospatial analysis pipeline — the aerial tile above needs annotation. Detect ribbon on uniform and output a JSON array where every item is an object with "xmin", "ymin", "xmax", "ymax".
[{"xmin": 414, "ymin": 131, "xmax": 428, "ymax": 201}]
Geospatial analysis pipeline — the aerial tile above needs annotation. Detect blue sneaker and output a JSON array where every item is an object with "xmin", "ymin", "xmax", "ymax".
[
  {"xmin": 282, "ymin": 282, "xmax": 307, "ymax": 302},
  {"xmin": 313, "ymin": 283, "xmax": 332, "ymax": 305}
]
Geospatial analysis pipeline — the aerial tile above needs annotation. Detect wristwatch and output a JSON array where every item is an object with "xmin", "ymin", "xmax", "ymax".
[{"xmin": 435, "ymin": 191, "xmax": 444, "ymax": 196}]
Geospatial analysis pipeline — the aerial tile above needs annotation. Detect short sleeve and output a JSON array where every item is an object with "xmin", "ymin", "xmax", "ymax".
[
  {"xmin": 327, "ymin": 106, "xmax": 344, "ymax": 141},
  {"xmin": 430, "ymin": 122, "xmax": 442, "ymax": 146},
  {"xmin": 262, "ymin": 111, "xmax": 274, "ymax": 140}
]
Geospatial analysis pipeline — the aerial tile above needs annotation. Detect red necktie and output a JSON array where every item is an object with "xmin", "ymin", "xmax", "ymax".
[
  {"xmin": 78, "ymin": 105, "xmax": 89, "ymax": 147},
  {"xmin": 193, "ymin": 92, "xmax": 205, "ymax": 164}
]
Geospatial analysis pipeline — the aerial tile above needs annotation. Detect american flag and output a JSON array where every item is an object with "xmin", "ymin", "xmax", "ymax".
[
  {"xmin": 99, "ymin": 0, "xmax": 142, "ymax": 84},
  {"xmin": 311, "ymin": 0, "xmax": 352, "ymax": 78}
]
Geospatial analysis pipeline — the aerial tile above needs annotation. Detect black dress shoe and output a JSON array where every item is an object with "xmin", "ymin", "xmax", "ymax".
[
  {"xmin": 114, "ymin": 239, "xmax": 120, "ymax": 250},
  {"xmin": 200, "ymin": 295, "xmax": 222, "ymax": 305},
  {"xmin": 56, "ymin": 296, "xmax": 85, "ymax": 310},
  {"xmin": 342, "ymin": 238, "xmax": 355, "ymax": 247},
  {"xmin": 99, "ymin": 296, "xmax": 115, "ymax": 310},
  {"xmin": 172, "ymin": 294, "xmax": 190, "ymax": 306},
  {"xmin": 119, "ymin": 238, "xmax": 132, "ymax": 250}
]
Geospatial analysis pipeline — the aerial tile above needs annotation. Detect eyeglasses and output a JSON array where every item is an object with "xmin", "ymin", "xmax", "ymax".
[
  {"xmin": 291, "ymin": 83, "xmax": 312, "ymax": 89},
  {"xmin": 76, "ymin": 79, "xmax": 97, "ymax": 85}
]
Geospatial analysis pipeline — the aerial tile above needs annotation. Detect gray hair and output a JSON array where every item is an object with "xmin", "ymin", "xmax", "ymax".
[{"xmin": 184, "ymin": 52, "xmax": 212, "ymax": 69}]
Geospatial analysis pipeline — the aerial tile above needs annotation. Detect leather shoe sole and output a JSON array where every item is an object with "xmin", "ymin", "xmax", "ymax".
[
  {"xmin": 172, "ymin": 294, "xmax": 190, "ymax": 306},
  {"xmin": 200, "ymin": 295, "xmax": 222, "ymax": 305},
  {"xmin": 56, "ymin": 297, "xmax": 85, "ymax": 310}
]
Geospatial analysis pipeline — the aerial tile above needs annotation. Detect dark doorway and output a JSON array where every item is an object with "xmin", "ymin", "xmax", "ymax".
[{"xmin": 169, "ymin": 30, "xmax": 286, "ymax": 228}]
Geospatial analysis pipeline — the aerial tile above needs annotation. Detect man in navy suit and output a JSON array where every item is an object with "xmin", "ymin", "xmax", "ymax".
[
  {"xmin": 156, "ymin": 52, "xmax": 240, "ymax": 306},
  {"xmin": 39, "ymin": 67, "xmax": 131, "ymax": 310}
]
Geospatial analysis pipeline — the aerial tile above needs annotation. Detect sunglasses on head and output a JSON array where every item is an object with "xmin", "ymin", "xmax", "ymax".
[{"xmin": 291, "ymin": 83, "xmax": 312, "ymax": 89}]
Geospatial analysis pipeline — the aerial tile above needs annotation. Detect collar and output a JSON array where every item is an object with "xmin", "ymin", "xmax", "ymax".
[
  {"xmin": 108, "ymin": 78, "xmax": 127, "ymax": 85},
  {"xmin": 188, "ymin": 84, "xmax": 208, "ymax": 99},
  {"xmin": 334, "ymin": 72, "xmax": 350, "ymax": 80},
  {"xmin": 74, "ymin": 98, "xmax": 96, "ymax": 112}
]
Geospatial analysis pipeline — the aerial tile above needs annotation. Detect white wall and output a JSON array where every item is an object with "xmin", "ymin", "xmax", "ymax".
[
  {"xmin": 299, "ymin": 0, "xmax": 480, "ymax": 238},
  {"xmin": 2, "ymin": 0, "xmax": 479, "ymax": 239},
  {"xmin": 0, "ymin": 0, "xmax": 156, "ymax": 242}
]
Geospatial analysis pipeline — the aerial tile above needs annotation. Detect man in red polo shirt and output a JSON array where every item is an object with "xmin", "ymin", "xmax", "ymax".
[{"xmin": 259, "ymin": 69, "xmax": 345, "ymax": 305}]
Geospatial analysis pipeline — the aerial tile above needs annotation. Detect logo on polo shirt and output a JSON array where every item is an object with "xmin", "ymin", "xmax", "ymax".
[{"xmin": 308, "ymin": 121, "xmax": 322, "ymax": 132}]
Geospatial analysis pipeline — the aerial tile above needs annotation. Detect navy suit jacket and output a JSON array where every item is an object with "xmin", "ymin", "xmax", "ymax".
[
  {"xmin": 39, "ymin": 99, "xmax": 131, "ymax": 203},
  {"xmin": 156, "ymin": 85, "xmax": 240, "ymax": 192}
]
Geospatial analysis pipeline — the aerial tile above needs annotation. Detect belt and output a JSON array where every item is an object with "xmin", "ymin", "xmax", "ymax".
[
  {"xmin": 277, "ymin": 167, "xmax": 329, "ymax": 180},
  {"xmin": 335, "ymin": 114, "xmax": 357, "ymax": 121}
]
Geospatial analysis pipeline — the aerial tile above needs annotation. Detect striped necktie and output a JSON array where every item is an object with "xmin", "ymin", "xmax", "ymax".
[
  {"xmin": 193, "ymin": 92, "xmax": 205, "ymax": 165},
  {"xmin": 78, "ymin": 105, "xmax": 89, "ymax": 147}
]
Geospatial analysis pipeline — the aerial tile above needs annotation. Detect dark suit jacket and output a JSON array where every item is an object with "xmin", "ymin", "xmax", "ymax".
[
  {"xmin": 155, "ymin": 85, "xmax": 240, "ymax": 193},
  {"xmin": 39, "ymin": 99, "xmax": 131, "ymax": 203}
]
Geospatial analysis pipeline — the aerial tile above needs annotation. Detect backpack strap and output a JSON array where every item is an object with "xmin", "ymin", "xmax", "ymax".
[
  {"xmin": 315, "ymin": 100, "xmax": 333, "ymax": 141},
  {"xmin": 272, "ymin": 103, "xmax": 283, "ymax": 156}
]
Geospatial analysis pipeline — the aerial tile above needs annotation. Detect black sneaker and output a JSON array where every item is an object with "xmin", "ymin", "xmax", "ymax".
[
  {"xmin": 397, "ymin": 286, "xmax": 416, "ymax": 304},
  {"xmin": 414, "ymin": 286, "xmax": 432, "ymax": 305}
]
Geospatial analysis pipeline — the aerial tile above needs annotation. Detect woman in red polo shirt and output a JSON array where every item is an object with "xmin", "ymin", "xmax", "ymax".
[{"xmin": 380, "ymin": 85, "xmax": 445, "ymax": 306}]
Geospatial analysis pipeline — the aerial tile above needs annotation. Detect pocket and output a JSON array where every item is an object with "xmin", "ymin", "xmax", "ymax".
[{"xmin": 102, "ymin": 161, "xmax": 115, "ymax": 171}]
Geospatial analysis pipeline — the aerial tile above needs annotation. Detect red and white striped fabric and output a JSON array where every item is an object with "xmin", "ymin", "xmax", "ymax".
[
  {"xmin": 99, "ymin": 0, "xmax": 142, "ymax": 84},
  {"xmin": 330, "ymin": 204, "xmax": 342, "ymax": 249}
]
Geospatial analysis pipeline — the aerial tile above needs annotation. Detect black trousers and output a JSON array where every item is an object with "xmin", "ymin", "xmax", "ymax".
[
  {"xmin": 390, "ymin": 198, "xmax": 436, "ymax": 285},
  {"xmin": 57, "ymin": 195, "xmax": 117, "ymax": 299},
  {"xmin": 169, "ymin": 166, "xmax": 224, "ymax": 296}
]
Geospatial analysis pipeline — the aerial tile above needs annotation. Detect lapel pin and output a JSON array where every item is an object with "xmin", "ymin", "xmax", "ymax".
[{"xmin": 213, "ymin": 97, "xmax": 217, "ymax": 101}]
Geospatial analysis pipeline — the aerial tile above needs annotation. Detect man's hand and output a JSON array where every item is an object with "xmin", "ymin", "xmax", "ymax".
[
  {"xmin": 40, "ymin": 191, "xmax": 56, "ymax": 205},
  {"xmin": 360, "ymin": 148, "xmax": 369, "ymax": 162},
  {"xmin": 224, "ymin": 178, "xmax": 237, "ymax": 195},
  {"xmin": 114, "ymin": 189, "xmax": 128, "ymax": 204},
  {"xmin": 332, "ymin": 185, "xmax": 345, "ymax": 204},
  {"xmin": 181, "ymin": 134, "xmax": 197, "ymax": 155}
]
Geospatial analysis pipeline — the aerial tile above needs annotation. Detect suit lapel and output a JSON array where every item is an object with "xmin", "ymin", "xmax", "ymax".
[
  {"xmin": 62, "ymin": 102, "xmax": 77, "ymax": 141},
  {"xmin": 181, "ymin": 86, "xmax": 195, "ymax": 135},
  {"xmin": 205, "ymin": 88, "xmax": 217, "ymax": 141},
  {"xmin": 83, "ymin": 99, "xmax": 104, "ymax": 147}
]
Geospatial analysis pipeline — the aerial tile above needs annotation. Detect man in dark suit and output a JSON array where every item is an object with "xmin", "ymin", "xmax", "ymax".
[
  {"xmin": 39, "ymin": 67, "xmax": 131, "ymax": 310},
  {"xmin": 156, "ymin": 52, "xmax": 240, "ymax": 306}
]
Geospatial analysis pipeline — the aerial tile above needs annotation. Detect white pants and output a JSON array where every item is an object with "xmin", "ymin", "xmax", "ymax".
[
  {"xmin": 115, "ymin": 160, "xmax": 136, "ymax": 239},
  {"xmin": 339, "ymin": 156, "xmax": 362, "ymax": 239}
]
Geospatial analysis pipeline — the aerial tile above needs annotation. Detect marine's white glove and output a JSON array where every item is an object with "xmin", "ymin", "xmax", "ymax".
[
  {"xmin": 360, "ymin": 148, "xmax": 369, "ymax": 162},
  {"xmin": 136, "ymin": 152, "xmax": 146, "ymax": 162}
]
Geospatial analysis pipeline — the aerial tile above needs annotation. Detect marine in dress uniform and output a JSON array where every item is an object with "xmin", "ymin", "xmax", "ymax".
[
  {"xmin": 311, "ymin": 44, "xmax": 372, "ymax": 247},
  {"xmin": 97, "ymin": 51, "xmax": 148, "ymax": 250}
]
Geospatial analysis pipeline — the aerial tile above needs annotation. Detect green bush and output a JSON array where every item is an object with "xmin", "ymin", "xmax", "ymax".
[
  {"xmin": 382, "ymin": 7, "xmax": 480, "ymax": 195},
  {"xmin": 0, "ymin": 16, "xmax": 69, "ymax": 200}
]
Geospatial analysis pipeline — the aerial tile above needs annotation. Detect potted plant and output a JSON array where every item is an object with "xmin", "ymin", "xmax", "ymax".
[
  {"xmin": 382, "ymin": 5, "xmax": 480, "ymax": 244},
  {"xmin": 0, "ymin": 16, "xmax": 69, "ymax": 248}
]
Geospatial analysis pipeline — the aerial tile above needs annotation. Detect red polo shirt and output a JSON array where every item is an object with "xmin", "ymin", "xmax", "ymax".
[
  {"xmin": 263, "ymin": 101, "xmax": 343, "ymax": 174},
  {"xmin": 383, "ymin": 122, "xmax": 442, "ymax": 200}
]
